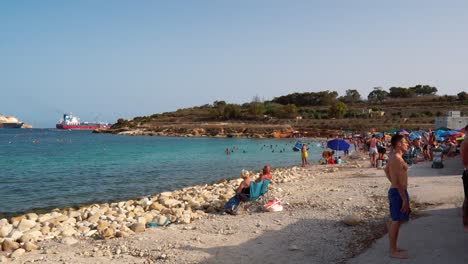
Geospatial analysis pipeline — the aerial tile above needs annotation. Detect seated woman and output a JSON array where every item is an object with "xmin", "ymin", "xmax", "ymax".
[
  {"xmin": 256, "ymin": 165, "xmax": 272, "ymax": 182},
  {"xmin": 236, "ymin": 170, "xmax": 252, "ymax": 195}
]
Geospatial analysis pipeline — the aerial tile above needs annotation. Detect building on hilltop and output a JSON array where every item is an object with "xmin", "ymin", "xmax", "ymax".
[{"xmin": 434, "ymin": 111, "xmax": 468, "ymax": 130}]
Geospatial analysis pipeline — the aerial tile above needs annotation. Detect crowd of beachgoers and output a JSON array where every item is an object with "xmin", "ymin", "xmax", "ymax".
[{"xmin": 317, "ymin": 127, "xmax": 466, "ymax": 168}]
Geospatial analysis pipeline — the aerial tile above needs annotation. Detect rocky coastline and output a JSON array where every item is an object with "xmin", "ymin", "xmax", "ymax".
[
  {"xmin": 94, "ymin": 123, "xmax": 296, "ymax": 138},
  {"xmin": 0, "ymin": 154, "xmax": 370, "ymax": 262}
]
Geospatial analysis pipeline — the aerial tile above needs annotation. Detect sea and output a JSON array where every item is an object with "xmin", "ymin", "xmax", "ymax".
[{"xmin": 0, "ymin": 129, "xmax": 325, "ymax": 215}]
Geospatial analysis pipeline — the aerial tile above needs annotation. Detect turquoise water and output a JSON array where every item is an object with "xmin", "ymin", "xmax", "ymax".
[{"xmin": 0, "ymin": 129, "xmax": 324, "ymax": 214}]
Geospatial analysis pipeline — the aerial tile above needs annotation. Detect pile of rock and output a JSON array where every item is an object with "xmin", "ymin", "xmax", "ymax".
[{"xmin": 0, "ymin": 165, "xmax": 311, "ymax": 259}]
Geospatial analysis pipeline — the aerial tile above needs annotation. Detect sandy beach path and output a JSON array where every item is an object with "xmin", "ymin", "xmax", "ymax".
[{"xmin": 348, "ymin": 157, "xmax": 467, "ymax": 264}]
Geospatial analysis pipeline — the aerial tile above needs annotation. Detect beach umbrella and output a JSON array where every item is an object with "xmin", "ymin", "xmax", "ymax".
[
  {"xmin": 375, "ymin": 132, "xmax": 383, "ymax": 137},
  {"xmin": 327, "ymin": 139, "xmax": 350, "ymax": 151},
  {"xmin": 398, "ymin": 129, "xmax": 409, "ymax": 135},
  {"xmin": 386, "ymin": 128, "xmax": 398, "ymax": 134},
  {"xmin": 440, "ymin": 130, "xmax": 461, "ymax": 137},
  {"xmin": 435, "ymin": 127, "xmax": 451, "ymax": 131},
  {"xmin": 408, "ymin": 132, "xmax": 421, "ymax": 141}
]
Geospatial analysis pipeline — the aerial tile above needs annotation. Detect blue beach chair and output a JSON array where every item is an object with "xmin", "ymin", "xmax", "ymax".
[{"xmin": 224, "ymin": 180, "xmax": 270, "ymax": 215}]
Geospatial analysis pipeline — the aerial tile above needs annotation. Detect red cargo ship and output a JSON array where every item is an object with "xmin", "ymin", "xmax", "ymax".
[{"xmin": 56, "ymin": 114, "xmax": 111, "ymax": 130}]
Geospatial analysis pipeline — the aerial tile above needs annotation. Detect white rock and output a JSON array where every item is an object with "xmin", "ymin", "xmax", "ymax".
[
  {"xmin": 26, "ymin": 213, "xmax": 39, "ymax": 221},
  {"xmin": 0, "ymin": 225, "xmax": 13, "ymax": 238},
  {"xmin": 23, "ymin": 241, "xmax": 39, "ymax": 251},
  {"xmin": 8, "ymin": 230, "xmax": 23, "ymax": 241},
  {"xmin": 160, "ymin": 198, "xmax": 181, "ymax": 208},
  {"xmin": 17, "ymin": 219, "xmax": 36, "ymax": 232},
  {"xmin": 85, "ymin": 230, "xmax": 98, "ymax": 237},
  {"xmin": 0, "ymin": 219, "xmax": 9, "ymax": 226},
  {"xmin": 60, "ymin": 228, "xmax": 76, "ymax": 237},
  {"xmin": 62, "ymin": 237, "xmax": 78, "ymax": 245},
  {"xmin": 343, "ymin": 214, "xmax": 361, "ymax": 226},
  {"xmin": 38, "ymin": 214, "xmax": 54, "ymax": 223},
  {"xmin": 19, "ymin": 230, "xmax": 42, "ymax": 242},
  {"xmin": 10, "ymin": 248, "xmax": 25, "ymax": 258}
]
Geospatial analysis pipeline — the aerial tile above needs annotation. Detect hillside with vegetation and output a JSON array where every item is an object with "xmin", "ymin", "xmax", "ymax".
[{"xmin": 109, "ymin": 85, "xmax": 468, "ymax": 137}]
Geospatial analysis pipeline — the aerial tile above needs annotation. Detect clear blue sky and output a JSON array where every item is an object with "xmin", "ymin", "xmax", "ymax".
[{"xmin": 1, "ymin": 1, "xmax": 467, "ymax": 128}]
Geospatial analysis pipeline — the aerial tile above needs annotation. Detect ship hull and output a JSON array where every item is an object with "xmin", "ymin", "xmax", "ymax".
[
  {"xmin": 0, "ymin": 123, "xmax": 24, "ymax": 128},
  {"xmin": 56, "ymin": 124, "xmax": 110, "ymax": 130}
]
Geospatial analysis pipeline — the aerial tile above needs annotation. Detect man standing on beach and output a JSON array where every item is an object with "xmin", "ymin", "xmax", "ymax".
[
  {"xmin": 368, "ymin": 135, "xmax": 378, "ymax": 167},
  {"xmin": 461, "ymin": 124, "xmax": 468, "ymax": 232},
  {"xmin": 384, "ymin": 134, "xmax": 410, "ymax": 259}
]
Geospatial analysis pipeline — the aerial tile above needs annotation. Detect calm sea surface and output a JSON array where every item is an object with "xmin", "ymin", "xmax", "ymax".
[{"xmin": 0, "ymin": 129, "xmax": 324, "ymax": 214}]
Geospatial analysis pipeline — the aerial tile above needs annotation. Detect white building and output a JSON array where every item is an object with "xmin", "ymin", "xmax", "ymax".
[{"xmin": 434, "ymin": 111, "xmax": 468, "ymax": 130}]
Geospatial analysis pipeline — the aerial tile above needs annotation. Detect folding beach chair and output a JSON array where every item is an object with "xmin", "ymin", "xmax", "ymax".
[{"xmin": 224, "ymin": 180, "xmax": 270, "ymax": 215}]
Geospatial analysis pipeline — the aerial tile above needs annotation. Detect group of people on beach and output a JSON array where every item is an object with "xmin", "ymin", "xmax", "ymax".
[
  {"xmin": 383, "ymin": 124, "xmax": 468, "ymax": 259},
  {"xmin": 227, "ymin": 125, "xmax": 468, "ymax": 260}
]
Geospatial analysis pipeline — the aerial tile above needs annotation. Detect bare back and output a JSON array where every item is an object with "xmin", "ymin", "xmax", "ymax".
[{"xmin": 385, "ymin": 153, "xmax": 408, "ymax": 189}]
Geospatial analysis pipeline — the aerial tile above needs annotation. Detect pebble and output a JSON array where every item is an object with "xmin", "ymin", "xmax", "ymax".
[
  {"xmin": 10, "ymin": 248, "xmax": 26, "ymax": 258},
  {"xmin": 61, "ymin": 237, "xmax": 78, "ymax": 246}
]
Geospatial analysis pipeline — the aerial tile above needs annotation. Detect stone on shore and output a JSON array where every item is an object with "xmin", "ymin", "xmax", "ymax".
[
  {"xmin": 23, "ymin": 242, "xmax": 39, "ymax": 251},
  {"xmin": 2, "ymin": 239, "xmax": 20, "ymax": 252},
  {"xmin": 10, "ymin": 248, "xmax": 25, "ymax": 258},
  {"xmin": 7, "ymin": 231, "xmax": 23, "ymax": 242},
  {"xmin": 19, "ymin": 230, "xmax": 42, "ymax": 243},
  {"xmin": 130, "ymin": 223, "xmax": 145, "ymax": 233},
  {"xmin": 17, "ymin": 219, "xmax": 36, "ymax": 232},
  {"xmin": 0, "ymin": 225, "xmax": 12, "ymax": 238},
  {"xmin": 62, "ymin": 237, "xmax": 78, "ymax": 246},
  {"xmin": 343, "ymin": 214, "xmax": 361, "ymax": 226}
]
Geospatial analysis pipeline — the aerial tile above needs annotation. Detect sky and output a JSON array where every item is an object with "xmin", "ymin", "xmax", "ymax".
[{"xmin": 1, "ymin": 1, "xmax": 467, "ymax": 128}]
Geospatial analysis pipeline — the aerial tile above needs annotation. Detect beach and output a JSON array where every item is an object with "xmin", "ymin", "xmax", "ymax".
[{"xmin": 0, "ymin": 152, "xmax": 465, "ymax": 263}]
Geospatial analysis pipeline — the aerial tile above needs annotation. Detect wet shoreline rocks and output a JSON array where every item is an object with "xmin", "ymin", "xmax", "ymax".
[{"xmin": 0, "ymin": 164, "xmax": 315, "ymax": 260}]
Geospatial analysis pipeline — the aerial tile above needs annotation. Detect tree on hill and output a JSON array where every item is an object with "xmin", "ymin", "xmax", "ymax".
[
  {"xmin": 272, "ymin": 91, "xmax": 338, "ymax": 106},
  {"xmin": 409, "ymin": 84, "xmax": 437, "ymax": 96},
  {"xmin": 339, "ymin": 89, "xmax": 361, "ymax": 103},
  {"xmin": 389, "ymin": 87, "xmax": 415, "ymax": 98},
  {"xmin": 282, "ymin": 104, "xmax": 298, "ymax": 118},
  {"xmin": 457, "ymin": 91, "xmax": 467, "ymax": 101},
  {"xmin": 329, "ymin": 101, "xmax": 348, "ymax": 118},
  {"xmin": 223, "ymin": 104, "xmax": 241, "ymax": 119},
  {"xmin": 248, "ymin": 95, "xmax": 265, "ymax": 118},
  {"xmin": 367, "ymin": 87, "xmax": 389, "ymax": 103}
]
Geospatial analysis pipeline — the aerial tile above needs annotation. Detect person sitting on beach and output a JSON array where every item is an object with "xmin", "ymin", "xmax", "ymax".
[
  {"xmin": 256, "ymin": 165, "xmax": 272, "ymax": 182},
  {"xmin": 328, "ymin": 156, "xmax": 335, "ymax": 164},
  {"xmin": 236, "ymin": 170, "xmax": 252, "ymax": 195},
  {"xmin": 336, "ymin": 156, "xmax": 343, "ymax": 164}
]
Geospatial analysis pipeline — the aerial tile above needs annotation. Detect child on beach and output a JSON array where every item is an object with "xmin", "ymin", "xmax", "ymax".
[
  {"xmin": 384, "ymin": 134, "xmax": 411, "ymax": 259},
  {"xmin": 301, "ymin": 144, "xmax": 308, "ymax": 167}
]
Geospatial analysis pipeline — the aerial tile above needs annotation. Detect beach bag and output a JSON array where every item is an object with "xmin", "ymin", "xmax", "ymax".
[{"xmin": 264, "ymin": 198, "xmax": 283, "ymax": 212}]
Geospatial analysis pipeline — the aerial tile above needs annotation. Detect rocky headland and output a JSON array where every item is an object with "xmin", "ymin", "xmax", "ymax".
[{"xmin": 94, "ymin": 123, "xmax": 296, "ymax": 138}]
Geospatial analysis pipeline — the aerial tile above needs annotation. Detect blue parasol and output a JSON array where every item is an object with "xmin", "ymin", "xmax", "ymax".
[{"xmin": 327, "ymin": 139, "xmax": 350, "ymax": 151}]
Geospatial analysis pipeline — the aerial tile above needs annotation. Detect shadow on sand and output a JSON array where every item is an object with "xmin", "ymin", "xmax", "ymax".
[{"xmin": 182, "ymin": 216, "xmax": 386, "ymax": 264}]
